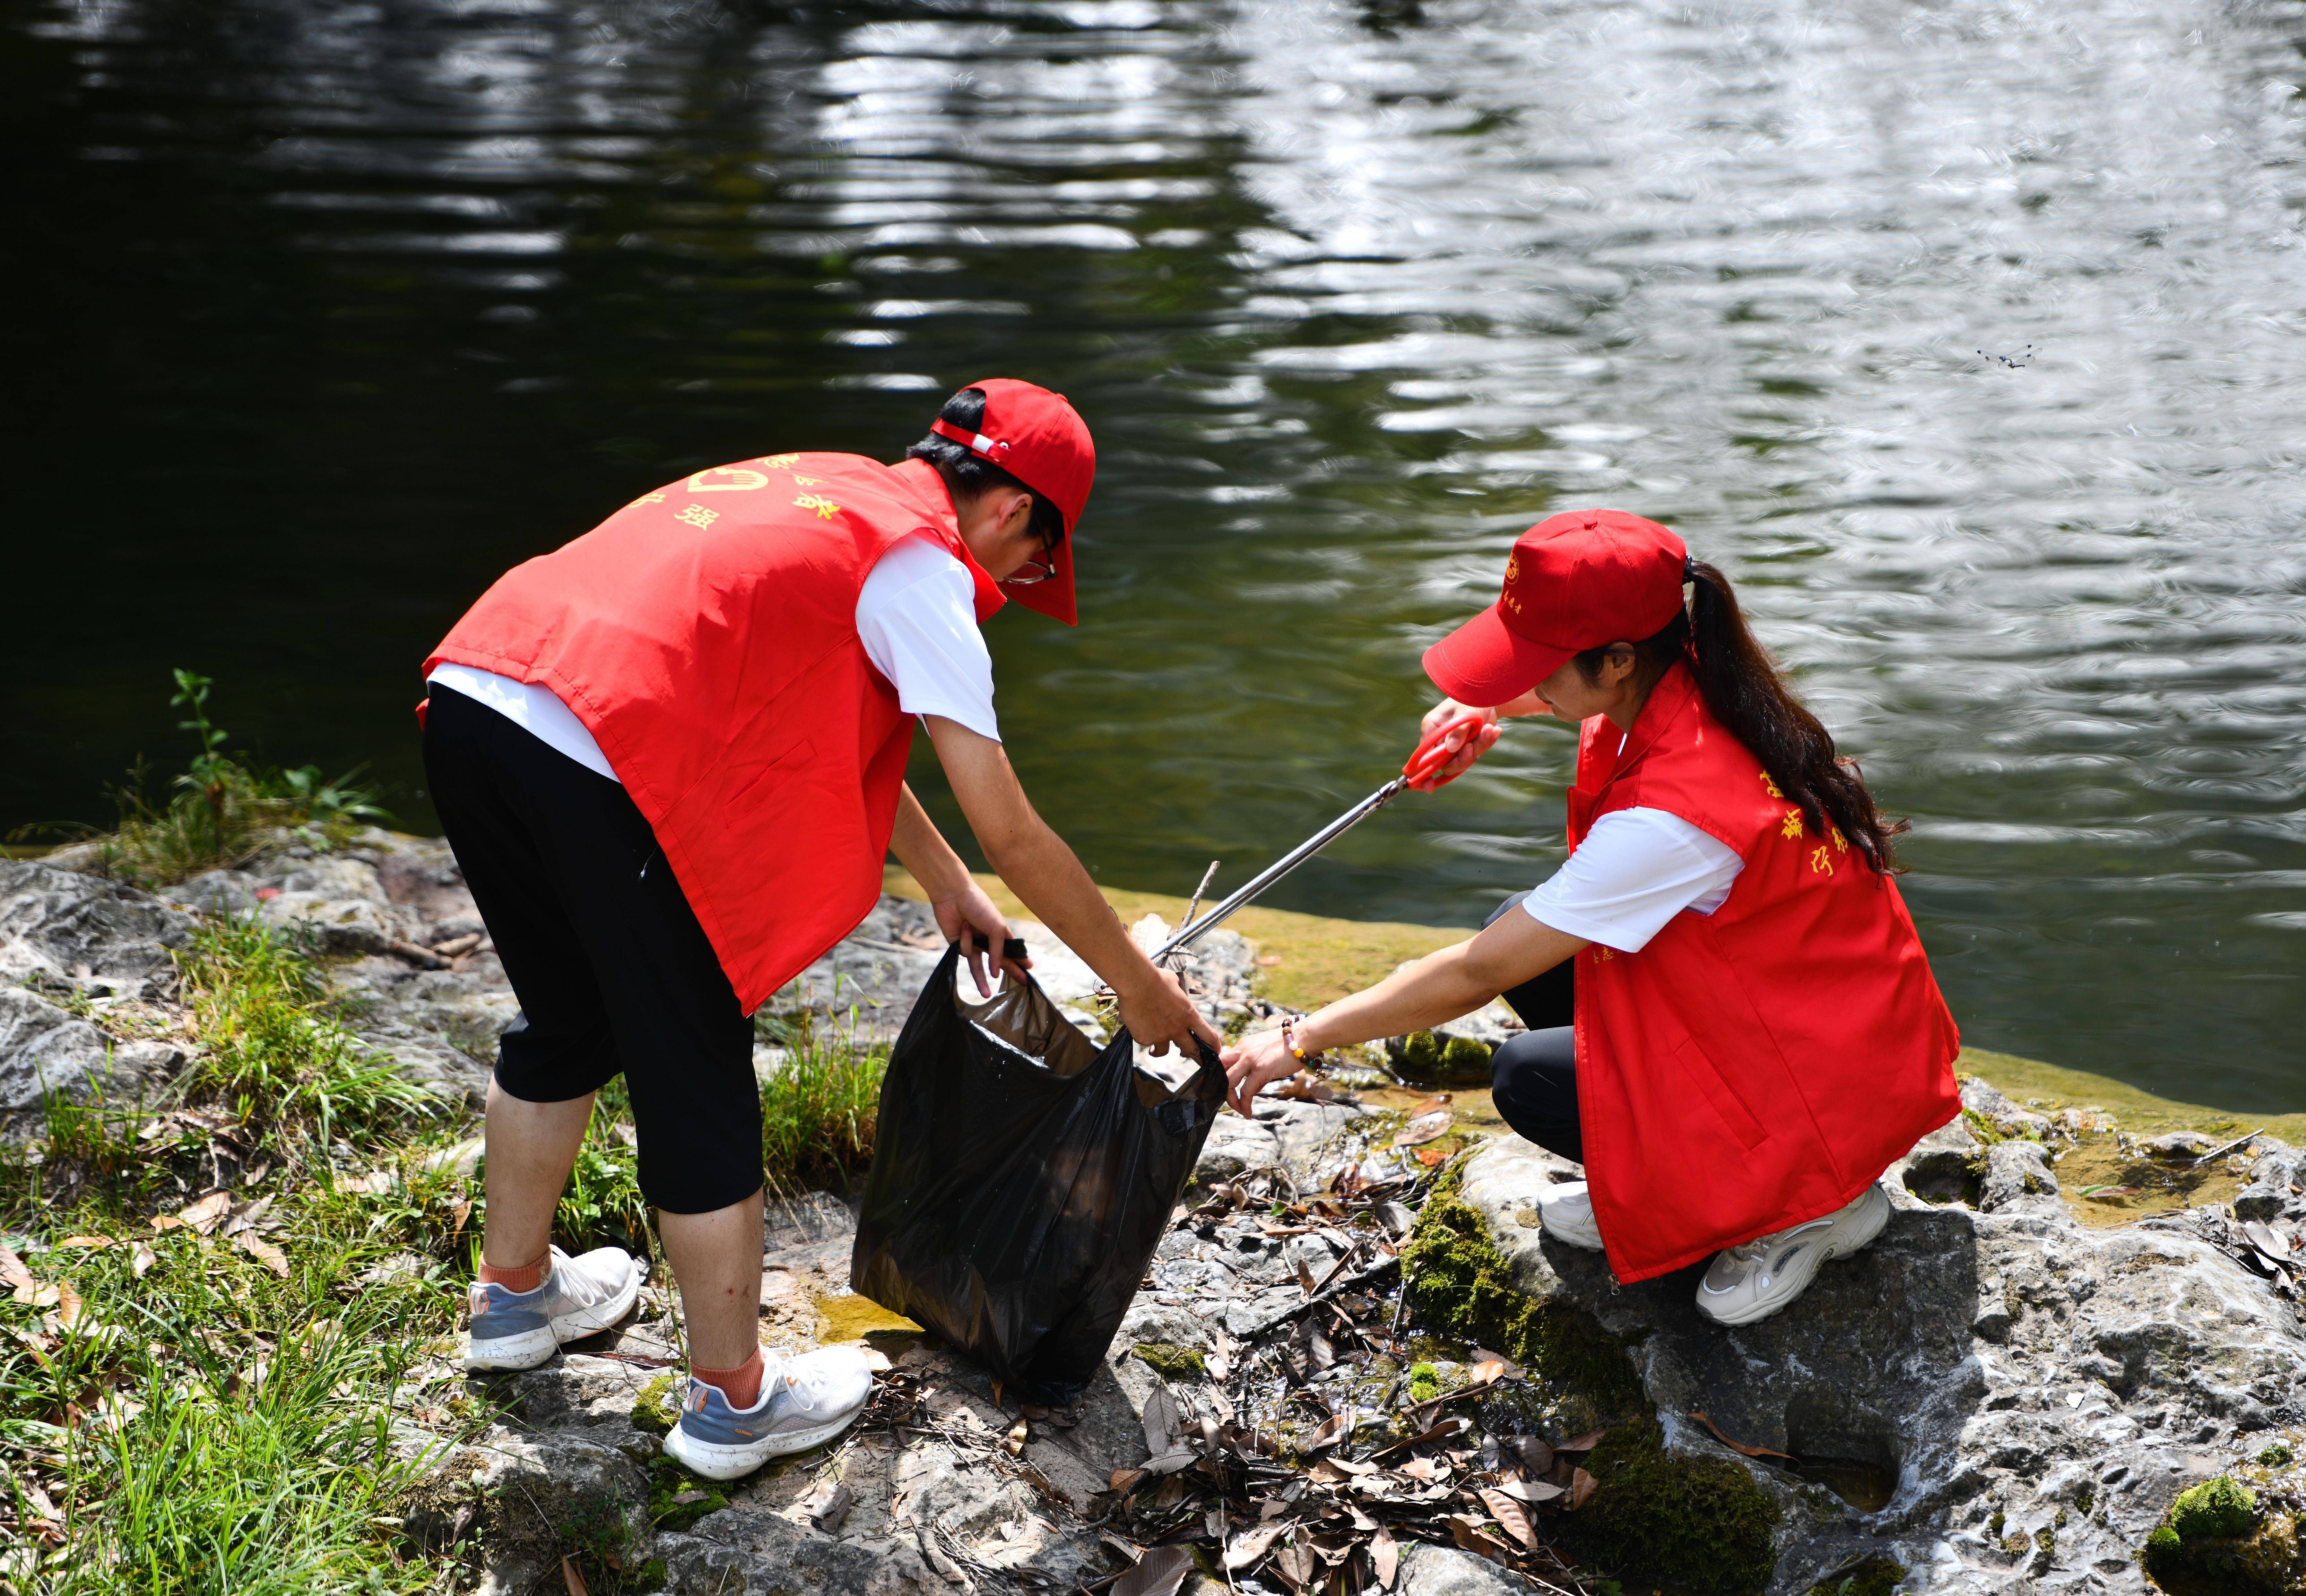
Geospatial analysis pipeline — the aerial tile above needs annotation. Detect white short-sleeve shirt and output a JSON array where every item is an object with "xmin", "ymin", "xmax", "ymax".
[
  {"xmin": 1521, "ymin": 807, "xmax": 1746, "ymax": 953},
  {"xmin": 427, "ymin": 531, "xmax": 998, "ymax": 782}
]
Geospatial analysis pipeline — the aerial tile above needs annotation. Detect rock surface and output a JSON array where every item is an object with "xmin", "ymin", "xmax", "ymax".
[{"xmin": 1455, "ymin": 1125, "xmax": 2306, "ymax": 1593}]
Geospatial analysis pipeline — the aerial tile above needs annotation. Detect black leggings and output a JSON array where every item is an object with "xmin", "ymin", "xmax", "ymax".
[{"xmin": 1484, "ymin": 892, "xmax": 1583, "ymax": 1165}]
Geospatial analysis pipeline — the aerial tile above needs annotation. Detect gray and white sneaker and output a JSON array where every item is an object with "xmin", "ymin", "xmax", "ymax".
[
  {"xmin": 465, "ymin": 1246, "xmax": 641, "ymax": 1371},
  {"xmin": 1695, "ymin": 1183, "xmax": 1891, "ymax": 1326},
  {"xmin": 1538, "ymin": 1182, "xmax": 1606, "ymax": 1252},
  {"xmin": 661, "ymin": 1348, "xmax": 875, "ymax": 1481}
]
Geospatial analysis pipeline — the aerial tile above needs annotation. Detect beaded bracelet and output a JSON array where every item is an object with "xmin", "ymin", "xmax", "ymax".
[{"xmin": 1281, "ymin": 1015, "xmax": 1325, "ymax": 1069}]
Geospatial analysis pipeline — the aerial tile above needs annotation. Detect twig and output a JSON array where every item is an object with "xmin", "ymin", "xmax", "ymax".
[
  {"xmin": 2191, "ymin": 1129, "xmax": 2264, "ymax": 1167},
  {"xmin": 1240, "ymin": 1256, "xmax": 1401, "ymax": 1341}
]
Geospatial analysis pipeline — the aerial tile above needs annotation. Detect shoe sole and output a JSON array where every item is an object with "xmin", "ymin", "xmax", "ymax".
[
  {"xmin": 662, "ymin": 1410, "xmax": 861, "ymax": 1481},
  {"xmin": 1698, "ymin": 1189, "xmax": 1891, "ymax": 1328},
  {"xmin": 1539, "ymin": 1219, "xmax": 1607, "ymax": 1252},
  {"xmin": 464, "ymin": 1269, "xmax": 643, "ymax": 1372}
]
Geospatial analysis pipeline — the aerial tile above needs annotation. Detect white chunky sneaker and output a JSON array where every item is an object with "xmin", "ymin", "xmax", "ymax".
[
  {"xmin": 465, "ymin": 1246, "xmax": 641, "ymax": 1371},
  {"xmin": 661, "ymin": 1347, "xmax": 875, "ymax": 1480},
  {"xmin": 1695, "ymin": 1183, "xmax": 1891, "ymax": 1326},
  {"xmin": 1538, "ymin": 1182, "xmax": 1607, "ymax": 1252}
]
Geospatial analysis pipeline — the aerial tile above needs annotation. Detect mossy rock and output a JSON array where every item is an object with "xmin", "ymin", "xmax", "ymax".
[
  {"xmin": 2259, "ymin": 1443, "xmax": 2294, "ymax": 1468},
  {"xmin": 2143, "ymin": 1478, "xmax": 2302, "ymax": 1594},
  {"xmin": 1400, "ymin": 1185, "xmax": 1646, "ymax": 1420},
  {"xmin": 1556, "ymin": 1415, "xmax": 1785, "ymax": 1594},
  {"xmin": 1134, "ymin": 1342, "xmax": 1206, "ymax": 1380},
  {"xmin": 646, "ymin": 1455, "xmax": 729, "ymax": 1532},
  {"xmin": 630, "ymin": 1371, "xmax": 682, "ymax": 1436},
  {"xmin": 1407, "ymin": 1362, "xmax": 1441, "ymax": 1404},
  {"xmin": 2172, "ymin": 1477, "xmax": 2259, "ymax": 1541},
  {"xmin": 1394, "ymin": 1030, "xmax": 1495, "ymax": 1086},
  {"xmin": 1802, "ymin": 1555, "xmax": 1907, "ymax": 1596}
]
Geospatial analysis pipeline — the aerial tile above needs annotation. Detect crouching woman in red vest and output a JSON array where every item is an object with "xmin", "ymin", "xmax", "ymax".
[
  {"xmin": 421, "ymin": 380, "xmax": 1219, "ymax": 1478},
  {"xmin": 1223, "ymin": 510, "xmax": 1959, "ymax": 1323}
]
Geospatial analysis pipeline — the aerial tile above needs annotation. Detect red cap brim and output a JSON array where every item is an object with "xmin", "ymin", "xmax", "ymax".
[{"xmin": 1421, "ymin": 603, "xmax": 1573, "ymax": 708}]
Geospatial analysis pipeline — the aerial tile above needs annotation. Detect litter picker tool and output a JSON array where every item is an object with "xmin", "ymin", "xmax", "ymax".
[{"xmin": 1150, "ymin": 712, "xmax": 1489, "ymax": 962}]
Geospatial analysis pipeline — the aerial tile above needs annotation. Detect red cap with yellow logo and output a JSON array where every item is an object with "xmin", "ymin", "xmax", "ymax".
[{"xmin": 1421, "ymin": 509, "xmax": 1689, "ymax": 708}]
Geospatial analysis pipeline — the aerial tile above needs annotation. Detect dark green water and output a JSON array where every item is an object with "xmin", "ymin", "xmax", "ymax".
[{"xmin": 4, "ymin": 0, "xmax": 2303, "ymax": 1108}]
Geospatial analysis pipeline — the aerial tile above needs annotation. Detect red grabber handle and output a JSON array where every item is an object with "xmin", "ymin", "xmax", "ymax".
[{"xmin": 1402, "ymin": 712, "xmax": 1493, "ymax": 792}]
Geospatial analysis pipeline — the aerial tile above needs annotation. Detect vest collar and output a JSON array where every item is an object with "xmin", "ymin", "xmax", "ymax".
[
  {"xmin": 1567, "ymin": 659, "xmax": 1702, "ymax": 845},
  {"xmin": 891, "ymin": 457, "xmax": 1005, "ymax": 624}
]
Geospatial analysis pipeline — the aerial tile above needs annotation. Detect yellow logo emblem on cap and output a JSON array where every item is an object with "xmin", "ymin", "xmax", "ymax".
[{"xmin": 1504, "ymin": 556, "xmax": 1521, "ymax": 587}]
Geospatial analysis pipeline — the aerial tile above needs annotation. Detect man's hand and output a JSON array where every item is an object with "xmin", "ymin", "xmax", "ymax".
[
  {"xmin": 1220, "ymin": 1025, "xmax": 1299, "ymax": 1117},
  {"xmin": 930, "ymin": 879, "xmax": 1029, "ymax": 998},
  {"xmin": 1420, "ymin": 698, "xmax": 1501, "ymax": 786},
  {"xmin": 1114, "ymin": 966, "xmax": 1221, "ymax": 1061}
]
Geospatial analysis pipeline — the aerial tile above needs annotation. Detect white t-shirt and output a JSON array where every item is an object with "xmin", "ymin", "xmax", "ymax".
[
  {"xmin": 1521, "ymin": 807, "xmax": 1745, "ymax": 953},
  {"xmin": 427, "ymin": 532, "xmax": 998, "ymax": 783}
]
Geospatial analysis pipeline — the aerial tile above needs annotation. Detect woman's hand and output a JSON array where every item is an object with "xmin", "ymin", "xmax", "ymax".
[
  {"xmin": 1419, "ymin": 699, "xmax": 1502, "ymax": 786},
  {"xmin": 931, "ymin": 880, "xmax": 1030, "ymax": 996},
  {"xmin": 1220, "ymin": 1025, "xmax": 1303, "ymax": 1117}
]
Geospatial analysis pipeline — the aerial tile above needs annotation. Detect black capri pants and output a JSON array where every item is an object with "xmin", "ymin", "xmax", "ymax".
[
  {"xmin": 423, "ymin": 684, "xmax": 762, "ymax": 1215},
  {"xmin": 1485, "ymin": 891, "xmax": 1584, "ymax": 1165}
]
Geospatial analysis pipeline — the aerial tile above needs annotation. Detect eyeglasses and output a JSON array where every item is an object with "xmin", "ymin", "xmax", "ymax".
[{"xmin": 1002, "ymin": 556, "xmax": 1058, "ymax": 585}]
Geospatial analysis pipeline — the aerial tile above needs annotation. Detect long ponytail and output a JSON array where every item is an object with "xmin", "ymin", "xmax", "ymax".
[{"xmin": 1575, "ymin": 560, "xmax": 1907, "ymax": 874}]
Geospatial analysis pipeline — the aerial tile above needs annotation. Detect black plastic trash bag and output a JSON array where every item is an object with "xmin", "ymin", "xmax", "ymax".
[{"xmin": 851, "ymin": 944, "xmax": 1228, "ymax": 1404}]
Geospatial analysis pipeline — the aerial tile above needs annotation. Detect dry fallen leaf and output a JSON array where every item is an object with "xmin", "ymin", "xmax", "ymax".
[
  {"xmin": 56, "ymin": 1236, "xmax": 114, "ymax": 1251},
  {"xmin": 1415, "ymin": 1146, "xmax": 1449, "ymax": 1168},
  {"xmin": 1445, "ymin": 1514, "xmax": 1516, "ymax": 1565},
  {"xmin": 178, "ymin": 1192, "xmax": 233, "ymax": 1236},
  {"xmin": 1508, "ymin": 1434, "xmax": 1554, "ymax": 1474},
  {"xmin": 1108, "ymin": 1468, "xmax": 1147, "ymax": 1494},
  {"xmin": 1568, "ymin": 1466, "xmax": 1598, "ymax": 1511},
  {"xmin": 1207, "ymin": 1328, "xmax": 1233, "ymax": 1381},
  {"xmin": 1689, "ymin": 1409, "xmax": 1793, "ymax": 1460},
  {"xmin": 560, "ymin": 1554, "xmax": 589, "ymax": 1596},
  {"xmin": 148, "ymin": 1215, "xmax": 184, "ymax": 1233},
  {"xmin": 1225, "ymin": 1520, "xmax": 1290, "ymax": 1570},
  {"xmin": 1303, "ymin": 1411, "xmax": 1351, "ymax": 1452},
  {"xmin": 1270, "ymin": 1537, "xmax": 1315, "ymax": 1590},
  {"xmin": 52, "ymin": 1282, "xmax": 87, "ymax": 1330},
  {"xmin": 130, "ymin": 1242, "xmax": 157, "ymax": 1279},
  {"xmin": 0, "ymin": 1244, "xmax": 37, "ymax": 1302},
  {"xmin": 1557, "ymin": 1428, "xmax": 1607, "ymax": 1453},
  {"xmin": 1114, "ymin": 1544, "xmax": 1193, "ymax": 1596},
  {"xmin": 238, "ymin": 1233, "xmax": 290, "ymax": 1279},
  {"xmin": 1496, "ymin": 1477, "xmax": 1565, "ymax": 1504},
  {"xmin": 1371, "ymin": 1525, "xmax": 1399, "ymax": 1589},
  {"xmin": 1003, "ymin": 1419, "xmax": 1028, "ymax": 1456},
  {"xmin": 1393, "ymin": 1109, "xmax": 1454, "ymax": 1147},
  {"xmin": 1479, "ymin": 1487, "xmax": 1537, "ymax": 1549}
]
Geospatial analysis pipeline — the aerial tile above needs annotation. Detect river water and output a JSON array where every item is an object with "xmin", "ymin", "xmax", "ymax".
[{"xmin": 4, "ymin": 0, "xmax": 2303, "ymax": 1106}]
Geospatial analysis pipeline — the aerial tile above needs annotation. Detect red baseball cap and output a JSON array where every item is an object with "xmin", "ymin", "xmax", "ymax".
[
  {"xmin": 930, "ymin": 377, "xmax": 1096, "ymax": 627},
  {"xmin": 1422, "ymin": 509, "xmax": 1689, "ymax": 707}
]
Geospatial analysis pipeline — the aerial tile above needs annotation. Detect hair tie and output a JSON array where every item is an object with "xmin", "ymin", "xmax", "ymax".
[{"xmin": 1683, "ymin": 555, "xmax": 1697, "ymax": 582}]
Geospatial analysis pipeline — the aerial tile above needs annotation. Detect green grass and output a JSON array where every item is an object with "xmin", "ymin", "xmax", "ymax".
[
  {"xmin": 9, "ymin": 670, "xmax": 390, "ymax": 889},
  {"xmin": 1, "ymin": 919, "xmax": 477, "ymax": 1595},
  {"xmin": 753, "ymin": 1010, "xmax": 887, "ymax": 1201}
]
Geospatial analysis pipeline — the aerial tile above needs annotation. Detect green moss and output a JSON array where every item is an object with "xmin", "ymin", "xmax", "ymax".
[
  {"xmin": 1134, "ymin": 1342, "xmax": 1207, "ymax": 1380},
  {"xmin": 1407, "ymin": 1363, "xmax": 1441, "ymax": 1403},
  {"xmin": 630, "ymin": 1372, "xmax": 681, "ymax": 1436},
  {"xmin": 646, "ymin": 1456, "xmax": 729, "ymax": 1532},
  {"xmin": 1400, "ymin": 1186, "xmax": 1648, "ymax": 1420},
  {"xmin": 2258, "ymin": 1443, "xmax": 2293, "ymax": 1467},
  {"xmin": 1442, "ymin": 1035, "xmax": 1491, "ymax": 1074},
  {"xmin": 2171, "ymin": 1477, "xmax": 2258, "ymax": 1541},
  {"xmin": 1801, "ymin": 1555, "xmax": 1906, "ymax": 1596},
  {"xmin": 2143, "ymin": 1525, "xmax": 2183, "ymax": 1577},
  {"xmin": 1402, "ymin": 1031, "xmax": 1443, "ymax": 1074},
  {"xmin": 1555, "ymin": 1416, "xmax": 1783, "ymax": 1594}
]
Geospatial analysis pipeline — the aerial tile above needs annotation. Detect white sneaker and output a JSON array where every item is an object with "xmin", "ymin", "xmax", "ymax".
[
  {"xmin": 465, "ymin": 1246, "xmax": 641, "ymax": 1371},
  {"xmin": 1538, "ymin": 1182, "xmax": 1606, "ymax": 1251},
  {"xmin": 661, "ymin": 1347, "xmax": 875, "ymax": 1480},
  {"xmin": 1695, "ymin": 1184, "xmax": 1891, "ymax": 1327}
]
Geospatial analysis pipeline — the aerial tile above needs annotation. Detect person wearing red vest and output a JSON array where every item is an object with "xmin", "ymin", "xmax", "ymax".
[
  {"xmin": 1222, "ymin": 510, "xmax": 1960, "ymax": 1324},
  {"xmin": 421, "ymin": 380, "xmax": 1218, "ymax": 1479}
]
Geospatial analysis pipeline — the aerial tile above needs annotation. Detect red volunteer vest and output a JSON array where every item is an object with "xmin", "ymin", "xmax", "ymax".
[
  {"xmin": 425, "ymin": 454, "xmax": 1001, "ymax": 1014},
  {"xmin": 1566, "ymin": 663, "xmax": 1960, "ymax": 1282}
]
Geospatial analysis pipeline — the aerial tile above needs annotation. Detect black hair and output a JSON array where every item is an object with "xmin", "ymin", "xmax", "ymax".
[
  {"xmin": 1574, "ymin": 560, "xmax": 1908, "ymax": 874},
  {"xmin": 906, "ymin": 387, "xmax": 1067, "ymax": 549}
]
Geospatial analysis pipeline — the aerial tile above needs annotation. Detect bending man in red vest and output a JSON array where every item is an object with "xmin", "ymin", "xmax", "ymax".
[
  {"xmin": 1223, "ymin": 510, "xmax": 1959, "ymax": 1323},
  {"xmin": 422, "ymin": 380, "xmax": 1219, "ymax": 1479}
]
